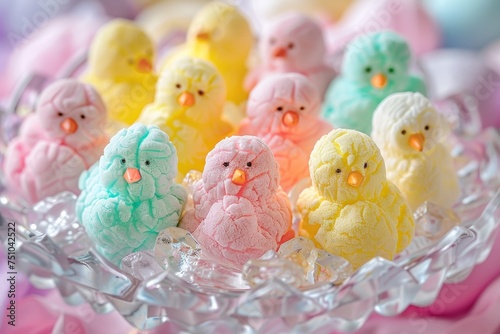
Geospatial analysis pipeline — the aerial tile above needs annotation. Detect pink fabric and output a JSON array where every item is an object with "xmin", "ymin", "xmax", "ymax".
[
  {"xmin": 404, "ymin": 226, "xmax": 500, "ymax": 317},
  {"xmin": 420, "ymin": 49, "xmax": 500, "ymax": 129},
  {"xmin": 484, "ymin": 41, "xmax": 500, "ymax": 75},
  {"xmin": 1, "ymin": 290, "xmax": 134, "ymax": 334},
  {"xmin": 325, "ymin": 0, "xmax": 441, "ymax": 57},
  {"xmin": 0, "ymin": 16, "xmax": 105, "ymax": 99},
  {"xmin": 344, "ymin": 276, "xmax": 500, "ymax": 334}
]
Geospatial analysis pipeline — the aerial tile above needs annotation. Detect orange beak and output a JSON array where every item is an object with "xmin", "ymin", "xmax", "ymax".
[
  {"xmin": 123, "ymin": 168, "xmax": 142, "ymax": 184},
  {"xmin": 137, "ymin": 58, "xmax": 152, "ymax": 73},
  {"xmin": 347, "ymin": 171, "xmax": 364, "ymax": 187},
  {"xmin": 273, "ymin": 47, "xmax": 287, "ymax": 58},
  {"xmin": 409, "ymin": 133, "xmax": 425, "ymax": 152},
  {"xmin": 371, "ymin": 73, "xmax": 387, "ymax": 89},
  {"xmin": 60, "ymin": 118, "xmax": 78, "ymax": 134},
  {"xmin": 282, "ymin": 111, "xmax": 299, "ymax": 127},
  {"xmin": 196, "ymin": 31, "xmax": 210, "ymax": 40},
  {"xmin": 231, "ymin": 169, "xmax": 246, "ymax": 185},
  {"xmin": 177, "ymin": 92, "xmax": 195, "ymax": 107}
]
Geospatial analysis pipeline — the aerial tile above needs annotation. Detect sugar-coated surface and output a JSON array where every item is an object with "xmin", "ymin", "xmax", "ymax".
[
  {"xmin": 322, "ymin": 31, "xmax": 427, "ymax": 134},
  {"xmin": 239, "ymin": 73, "xmax": 332, "ymax": 191},
  {"xmin": 165, "ymin": 1, "xmax": 253, "ymax": 105},
  {"xmin": 83, "ymin": 19, "xmax": 157, "ymax": 125},
  {"xmin": 3, "ymin": 79, "xmax": 108, "ymax": 203},
  {"xmin": 372, "ymin": 92, "xmax": 460, "ymax": 210},
  {"xmin": 298, "ymin": 129, "xmax": 414, "ymax": 269},
  {"xmin": 76, "ymin": 124, "xmax": 187, "ymax": 265},
  {"xmin": 180, "ymin": 136, "xmax": 293, "ymax": 267},
  {"xmin": 138, "ymin": 56, "xmax": 232, "ymax": 180}
]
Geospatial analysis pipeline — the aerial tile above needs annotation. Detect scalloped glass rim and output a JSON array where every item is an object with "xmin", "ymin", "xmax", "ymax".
[{"xmin": 1, "ymin": 189, "xmax": 499, "ymax": 333}]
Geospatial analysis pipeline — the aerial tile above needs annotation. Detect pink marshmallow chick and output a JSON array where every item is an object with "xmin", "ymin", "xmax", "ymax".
[
  {"xmin": 239, "ymin": 73, "xmax": 333, "ymax": 192},
  {"xmin": 3, "ymin": 79, "xmax": 108, "ymax": 204},
  {"xmin": 245, "ymin": 12, "xmax": 336, "ymax": 97},
  {"xmin": 179, "ymin": 135, "xmax": 294, "ymax": 268}
]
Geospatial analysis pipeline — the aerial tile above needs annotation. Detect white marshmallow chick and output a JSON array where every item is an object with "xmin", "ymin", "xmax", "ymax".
[{"xmin": 371, "ymin": 92, "xmax": 460, "ymax": 210}]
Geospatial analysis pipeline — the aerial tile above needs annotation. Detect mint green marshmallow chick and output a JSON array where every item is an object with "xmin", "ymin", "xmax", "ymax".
[
  {"xmin": 76, "ymin": 123, "xmax": 187, "ymax": 265},
  {"xmin": 322, "ymin": 31, "xmax": 427, "ymax": 134}
]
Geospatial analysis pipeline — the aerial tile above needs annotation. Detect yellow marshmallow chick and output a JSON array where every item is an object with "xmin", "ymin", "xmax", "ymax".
[
  {"xmin": 83, "ymin": 19, "xmax": 157, "ymax": 126},
  {"xmin": 371, "ymin": 92, "xmax": 460, "ymax": 210},
  {"xmin": 138, "ymin": 57, "xmax": 232, "ymax": 180},
  {"xmin": 297, "ymin": 129, "xmax": 414, "ymax": 269},
  {"xmin": 164, "ymin": 1, "xmax": 253, "ymax": 105}
]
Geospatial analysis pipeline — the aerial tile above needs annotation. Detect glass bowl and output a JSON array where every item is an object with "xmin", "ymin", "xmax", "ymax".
[{"xmin": 1, "ymin": 133, "xmax": 499, "ymax": 333}]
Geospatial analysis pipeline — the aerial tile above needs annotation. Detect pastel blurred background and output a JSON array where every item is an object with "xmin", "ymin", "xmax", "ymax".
[{"xmin": 0, "ymin": 0, "xmax": 500, "ymax": 333}]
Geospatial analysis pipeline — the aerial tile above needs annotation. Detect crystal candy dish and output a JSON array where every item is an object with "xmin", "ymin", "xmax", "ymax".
[
  {"xmin": 2, "ymin": 72, "xmax": 500, "ymax": 333},
  {"xmin": 1, "ymin": 187, "xmax": 499, "ymax": 333}
]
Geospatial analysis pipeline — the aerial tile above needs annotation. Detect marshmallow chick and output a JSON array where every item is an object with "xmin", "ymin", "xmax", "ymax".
[
  {"xmin": 164, "ymin": 1, "xmax": 253, "ymax": 105},
  {"xmin": 245, "ymin": 13, "xmax": 336, "ymax": 97},
  {"xmin": 297, "ymin": 129, "xmax": 414, "ymax": 269},
  {"xmin": 3, "ymin": 79, "xmax": 108, "ymax": 204},
  {"xmin": 322, "ymin": 31, "xmax": 427, "ymax": 134},
  {"xmin": 372, "ymin": 92, "xmax": 460, "ymax": 210},
  {"xmin": 179, "ymin": 136, "xmax": 294, "ymax": 268},
  {"xmin": 138, "ymin": 57, "xmax": 232, "ymax": 180},
  {"xmin": 83, "ymin": 19, "xmax": 157, "ymax": 126},
  {"xmin": 76, "ymin": 124, "xmax": 187, "ymax": 265},
  {"xmin": 239, "ymin": 73, "xmax": 333, "ymax": 191}
]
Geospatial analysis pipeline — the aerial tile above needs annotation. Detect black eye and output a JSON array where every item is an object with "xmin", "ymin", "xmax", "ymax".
[
  {"xmin": 145, "ymin": 160, "xmax": 151, "ymax": 166},
  {"xmin": 300, "ymin": 106, "xmax": 305, "ymax": 110},
  {"xmin": 276, "ymin": 106, "xmax": 283, "ymax": 112},
  {"xmin": 401, "ymin": 130, "xmax": 406, "ymax": 135},
  {"xmin": 223, "ymin": 162, "xmax": 229, "ymax": 167},
  {"xmin": 247, "ymin": 162, "xmax": 252, "ymax": 167},
  {"xmin": 80, "ymin": 114, "xmax": 86, "ymax": 119},
  {"xmin": 270, "ymin": 38, "xmax": 276, "ymax": 45},
  {"xmin": 336, "ymin": 168, "xmax": 341, "ymax": 173},
  {"xmin": 58, "ymin": 112, "xmax": 63, "ymax": 117},
  {"xmin": 198, "ymin": 90, "xmax": 205, "ymax": 96},
  {"xmin": 364, "ymin": 162, "xmax": 368, "ymax": 169},
  {"xmin": 388, "ymin": 67, "xmax": 395, "ymax": 73},
  {"xmin": 365, "ymin": 66, "xmax": 372, "ymax": 73},
  {"xmin": 127, "ymin": 58, "xmax": 134, "ymax": 65},
  {"xmin": 121, "ymin": 158, "xmax": 126, "ymax": 164},
  {"xmin": 288, "ymin": 42, "xmax": 294, "ymax": 49},
  {"xmin": 425, "ymin": 125, "xmax": 430, "ymax": 131},
  {"xmin": 175, "ymin": 83, "xmax": 181, "ymax": 89}
]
